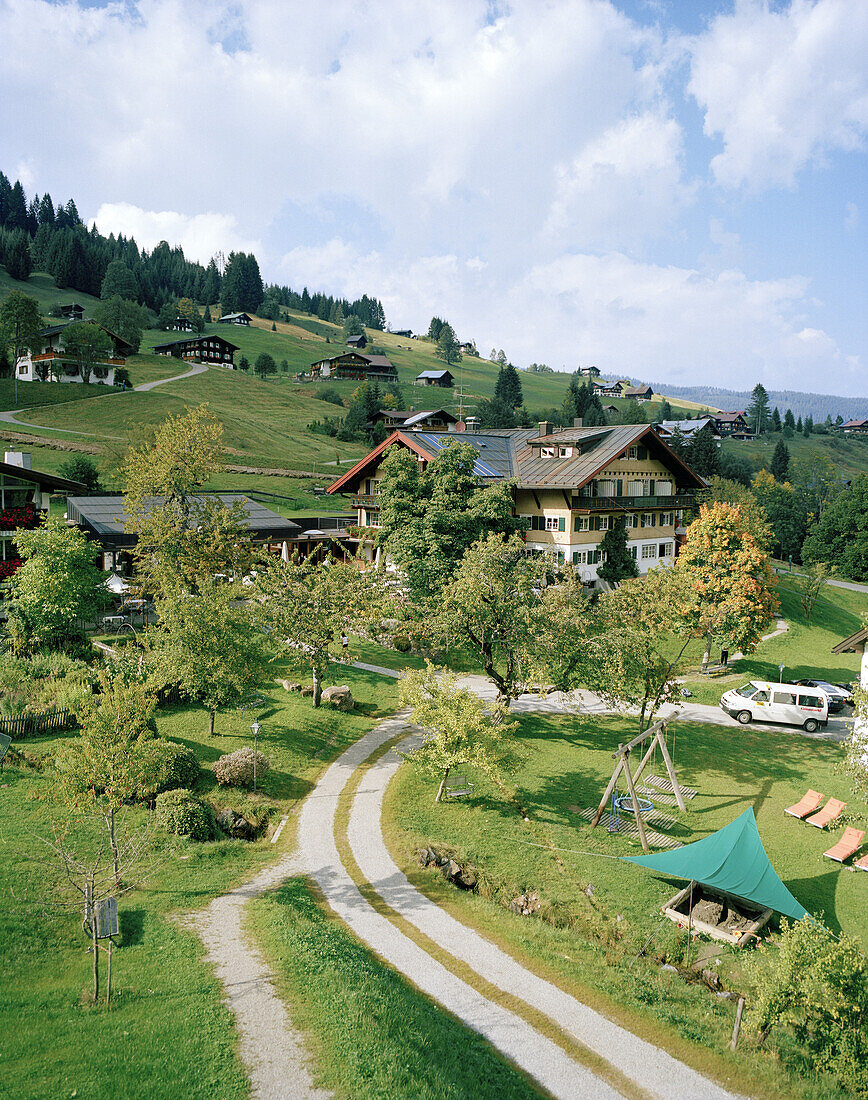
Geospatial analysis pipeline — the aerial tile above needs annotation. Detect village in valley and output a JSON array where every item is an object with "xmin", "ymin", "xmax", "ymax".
[{"xmin": 2, "ymin": 4, "xmax": 868, "ymax": 1100}]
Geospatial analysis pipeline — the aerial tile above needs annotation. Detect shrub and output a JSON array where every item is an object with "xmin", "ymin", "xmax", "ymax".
[
  {"xmin": 137, "ymin": 739, "xmax": 201, "ymax": 800},
  {"xmin": 393, "ymin": 633, "xmax": 412, "ymax": 652},
  {"xmin": 214, "ymin": 746, "xmax": 271, "ymax": 789},
  {"xmin": 316, "ymin": 387, "xmax": 344, "ymax": 406},
  {"xmin": 155, "ymin": 789, "xmax": 215, "ymax": 841}
]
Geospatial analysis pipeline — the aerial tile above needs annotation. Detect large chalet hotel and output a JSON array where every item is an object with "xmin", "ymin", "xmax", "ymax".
[{"xmin": 328, "ymin": 421, "xmax": 705, "ymax": 585}]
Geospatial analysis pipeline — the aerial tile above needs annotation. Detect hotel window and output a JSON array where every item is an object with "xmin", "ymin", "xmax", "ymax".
[
  {"xmin": 624, "ymin": 514, "xmax": 638, "ymax": 528},
  {"xmin": 629, "ymin": 479, "xmax": 650, "ymax": 496},
  {"xmin": 574, "ymin": 515, "xmax": 590, "ymax": 532},
  {"xmin": 558, "ymin": 446, "xmax": 573, "ymax": 458},
  {"xmin": 659, "ymin": 543, "xmax": 674, "ymax": 558},
  {"xmin": 641, "ymin": 513, "xmax": 656, "ymax": 527},
  {"xmin": 628, "ymin": 546, "xmax": 638, "ymax": 559},
  {"xmin": 626, "ymin": 446, "xmax": 638, "ymax": 459},
  {"xmin": 545, "ymin": 516, "xmax": 563, "ymax": 532},
  {"xmin": 641, "ymin": 544, "xmax": 657, "ymax": 559},
  {"xmin": 596, "ymin": 516, "xmax": 611, "ymax": 531},
  {"xmin": 660, "ymin": 512, "xmax": 673, "ymax": 526}
]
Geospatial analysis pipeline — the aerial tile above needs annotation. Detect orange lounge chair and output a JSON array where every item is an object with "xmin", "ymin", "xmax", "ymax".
[
  {"xmin": 806, "ymin": 798, "xmax": 846, "ymax": 829},
  {"xmin": 855, "ymin": 854, "xmax": 868, "ymax": 872},
  {"xmin": 784, "ymin": 790, "xmax": 825, "ymax": 819},
  {"xmin": 824, "ymin": 828, "xmax": 865, "ymax": 863}
]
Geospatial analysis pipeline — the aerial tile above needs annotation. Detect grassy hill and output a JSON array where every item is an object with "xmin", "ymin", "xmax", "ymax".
[{"xmin": 2, "ymin": 266, "xmax": 866, "ymax": 496}]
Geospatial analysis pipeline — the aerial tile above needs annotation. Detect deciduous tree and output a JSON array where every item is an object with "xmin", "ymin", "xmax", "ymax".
[
  {"xmin": 674, "ymin": 501, "xmax": 779, "ymax": 669},
  {"xmin": 0, "ymin": 289, "xmax": 43, "ymax": 365},
  {"xmin": 399, "ymin": 665, "xmax": 519, "ymax": 802},
  {"xmin": 61, "ymin": 321, "xmax": 113, "ymax": 383}
]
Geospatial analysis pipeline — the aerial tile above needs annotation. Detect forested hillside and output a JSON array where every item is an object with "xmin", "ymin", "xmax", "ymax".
[{"xmin": 648, "ymin": 382, "xmax": 867, "ymax": 423}]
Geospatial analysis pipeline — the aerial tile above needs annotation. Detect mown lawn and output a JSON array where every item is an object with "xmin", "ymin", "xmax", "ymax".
[
  {"xmin": 249, "ymin": 878, "xmax": 543, "ymax": 1100},
  {"xmin": 680, "ymin": 580, "xmax": 867, "ymax": 705},
  {"xmin": 0, "ymin": 661, "xmax": 401, "ymax": 1100},
  {"xmin": 383, "ymin": 712, "xmax": 867, "ymax": 1100}
]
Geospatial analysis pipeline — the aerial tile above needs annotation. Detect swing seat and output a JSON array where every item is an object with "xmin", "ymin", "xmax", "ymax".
[{"xmin": 614, "ymin": 795, "xmax": 653, "ymax": 814}]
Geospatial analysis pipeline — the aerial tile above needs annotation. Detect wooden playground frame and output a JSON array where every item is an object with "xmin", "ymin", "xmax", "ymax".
[{"xmin": 590, "ymin": 716, "xmax": 685, "ymax": 852}]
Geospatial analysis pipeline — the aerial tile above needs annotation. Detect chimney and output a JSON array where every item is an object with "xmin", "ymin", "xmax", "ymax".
[
  {"xmin": 538, "ymin": 420, "xmax": 553, "ymax": 438},
  {"xmin": 573, "ymin": 417, "xmax": 583, "ymax": 429},
  {"xmin": 4, "ymin": 451, "xmax": 32, "ymax": 470}
]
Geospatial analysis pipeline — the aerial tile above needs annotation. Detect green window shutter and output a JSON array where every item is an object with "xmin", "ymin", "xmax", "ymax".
[
  {"xmin": 574, "ymin": 517, "xmax": 580, "ymax": 532},
  {"xmin": 649, "ymin": 480, "xmax": 655, "ymax": 494},
  {"xmin": 558, "ymin": 517, "xmax": 565, "ymax": 532},
  {"xmin": 652, "ymin": 514, "xmax": 657, "ymax": 526},
  {"xmin": 617, "ymin": 479, "xmax": 623, "ymax": 495},
  {"xmin": 558, "ymin": 552, "xmax": 565, "ymax": 565}
]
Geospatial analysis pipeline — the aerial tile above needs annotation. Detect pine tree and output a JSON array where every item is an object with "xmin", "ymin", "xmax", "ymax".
[
  {"xmin": 597, "ymin": 518, "xmax": 640, "ymax": 586},
  {"xmin": 684, "ymin": 425, "xmax": 720, "ymax": 478},
  {"xmin": 770, "ymin": 439, "xmax": 790, "ymax": 482},
  {"xmin": 771, "ymin": 407, "xmax": 782, "ymax": 432},
  {"xmin": 747, "ymin": 383, "xmax": 770, "ymax": 434},
  {"xmin": 796, "ymin": 415, "xmax": 803, "ymax": 433},
  {"xmin": 659, "ymin": 399, "xmax": 672, "ymax": 420},
  {"xmin": 784, "ymin": 408, "xmax": 796, "ymax": 430},
  {"xmin": 804, "ymin": 415, "xmax": 813, "ymax": 436},
  {"xmin": 494, "ymin": 363, "xmax": 523, "ymax": 409}
]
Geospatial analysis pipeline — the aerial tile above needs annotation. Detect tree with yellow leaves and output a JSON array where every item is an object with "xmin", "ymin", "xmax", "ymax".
[{"xmin": 674, "ymin": 501, "xmax": 779, "ymax": 670}]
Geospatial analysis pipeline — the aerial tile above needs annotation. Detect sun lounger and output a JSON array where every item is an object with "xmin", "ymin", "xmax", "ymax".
[
  {"xmin": 855, "ymin": 854, "xmax": 868, "ymax": 872},
  {"xmin": 806, "ymin": 798, "xmax": 846, "ymax": 829},
  {"xmin": 823, "ymin": 828, "xmax": 865, "ymax": 863},
  {"xmin": 784, "ymin": 790, "xmax": 825, "ymax": 819}
]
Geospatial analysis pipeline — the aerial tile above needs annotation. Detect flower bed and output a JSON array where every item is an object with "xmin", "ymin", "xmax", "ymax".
[
  {"xmin": 0, "ymin": 558, "xmax": 23, "ymax": 580},
  {"xmin": 0, "ymin": 504, "xmax": 40, "ymax": 531}
]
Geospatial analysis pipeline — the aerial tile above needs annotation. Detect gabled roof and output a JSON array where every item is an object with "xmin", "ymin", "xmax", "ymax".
[
  {"xmin": 151, "ymin": 335, "xmax": 239, "ymax": 352},
  {"xmin": 831, "ymin": 625, "xmax": 868, "ymax": 653},
  {"xmin": 362, "ymin": 354, "xmax": 395, "ymax": 370},
  {"xmin": 656, "ymin": 419, "xmax": 713, "ymax": 435},
  {"xmin": 417, "ymin": 369, "xmax": 453, "ymax": 379},
  {"xmin": 327, "ymin": 424, "xmax": 706, "ymax": 495},
  {"xmin": 713, "ymin": 411, "xmax": 748, "ymax": 423},
  {"xmin": 39, "ymin": 321, "xmax": 134, "ymax": 355},
  {"xmin": 217, "ymin": 312, "xmax": 251, "ymax": 322},
  {"xmin": 839, "ymin": 419, "xmax": 868, "ymax": 429},
  {"xmin": 380, "ymin": 408, "xmax": 458, "ymax": 426},
  {"xmin": 0, "ymin": 461, "xmax": 86, "ymax": 493}
]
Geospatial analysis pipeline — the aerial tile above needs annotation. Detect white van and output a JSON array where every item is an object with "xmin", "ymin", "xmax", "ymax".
[{"xmin": 720, "ymin": 681, "xmax": 828, "ymax": 732}]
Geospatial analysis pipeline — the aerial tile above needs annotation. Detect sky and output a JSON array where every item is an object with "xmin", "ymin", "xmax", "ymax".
[{"xmin": 0, "ymin": 0, "xmax": 865, "ymax": 395}]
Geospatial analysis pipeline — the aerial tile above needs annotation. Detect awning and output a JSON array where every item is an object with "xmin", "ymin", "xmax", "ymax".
[
  {"xmin": 624, "ymin": 807, "xmax": 808, "ymax": 921},
  {"xmin": 103, "ymin": 572, "xmax": 130, "ymax": 595}
]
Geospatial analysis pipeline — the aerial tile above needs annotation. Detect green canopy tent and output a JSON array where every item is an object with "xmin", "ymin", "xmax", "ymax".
[{"xmin": 624, "ymin": 807, "xmax": 808, "ymax": 922}]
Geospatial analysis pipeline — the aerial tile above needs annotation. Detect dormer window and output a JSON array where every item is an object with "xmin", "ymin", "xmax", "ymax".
[
  {"xmin": 540, "ymin": 446, "xmax": 555, "ymax": 457},
  {"xmin": 558, "ymin": 446, "xmax": 573, "ymax": 458}
]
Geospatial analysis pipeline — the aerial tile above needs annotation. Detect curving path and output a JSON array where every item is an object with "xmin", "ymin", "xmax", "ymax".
[
  {"xmin": 297, "ymin": 710, "xmax": 744, "ymax": 1100},
  {"xmin": 0, "ymin": 362, "xmax": 209, "ymax": 436}
]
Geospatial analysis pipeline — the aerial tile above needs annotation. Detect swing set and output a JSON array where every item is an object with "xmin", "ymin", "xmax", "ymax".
[{"xmin": 590, "ymin": 717, "xmax": 686, "ymax": 853}]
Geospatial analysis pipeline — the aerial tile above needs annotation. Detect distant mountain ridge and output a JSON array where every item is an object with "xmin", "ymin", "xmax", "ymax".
[{"xmin": 646, "ymin": 383, "xmax": 868, "ymax": 422}]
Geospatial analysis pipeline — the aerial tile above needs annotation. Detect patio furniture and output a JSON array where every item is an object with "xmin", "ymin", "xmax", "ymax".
[
  {"xmin": 806, "ymin": 798, "xmax": 846, "ymax": 829},
  {"xmin": 854, "ymin": 854, "xmax": 868, "ymax": 872},
  {"xmin": 784, "ymin": 790, "xmax": 825, "ymax": 819},
  {"xmin": 823, "ymin": 828, "xmax": 864, "ymax": 863}
]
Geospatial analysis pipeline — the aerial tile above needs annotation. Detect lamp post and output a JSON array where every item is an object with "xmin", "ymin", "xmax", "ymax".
[{"xmin": 251, "ymin": 720, "xmax": 261, "ymax": 792}]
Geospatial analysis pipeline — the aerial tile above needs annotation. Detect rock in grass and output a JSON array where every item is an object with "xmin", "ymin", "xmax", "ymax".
[{"xmin": 322, "ymin": 685, "xmax": 355, "ymax": 711}]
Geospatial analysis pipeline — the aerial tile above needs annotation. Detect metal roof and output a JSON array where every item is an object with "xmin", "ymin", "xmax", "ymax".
[
  {"xmin": 66, "ymin": 494, "xmax": 300, "ymax": 547},
  {"xmin": 151, "ymin": 335, "xmax": 239, "ymax": 352},
  {"xmin": 417, "ymin": 369, "xmax": 452, "ymax": 379}
]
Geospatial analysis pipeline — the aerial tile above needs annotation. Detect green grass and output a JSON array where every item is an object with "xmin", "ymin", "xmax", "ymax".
[
  {"xmin": 248, "ymin": 878, "xmax": 544, "ymax": 1099},
  {"xmin": 0, "ymin": 660, "xmax": 402, "ymax": 1099},
  {"xmin": 721, "ymin": 429, "xmax": 868, "ymax": 481},
  {"xmin": 680, "ymin": 580, "xmax": 867, "ymax": 704},
  {"xmin": 383, "ymin": 712, "xmax": 865, "ymax": 1100}
]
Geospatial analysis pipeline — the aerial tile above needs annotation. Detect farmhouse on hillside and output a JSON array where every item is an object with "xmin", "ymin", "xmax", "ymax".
[
  {"xmin": 0, "ymin": 451, "xmax": 85, "ymax": 590},
  {"xmin": 151, "ymin": 335, "xmax": 239, "ymax": 368},
  {"xmin": 416, "ymin": 369, "xmax": 454, "ymax": 388},
  {"xmin": 346, "ymin": 333, "xmax": 367, "ymax": 349},
  {"xmin": 310, "ymin": 352, "xmax": 398, "ymax": 383},
  {"xmin": 654, "ymin": 418, "xmax": 715, "ymax": 441},
  {"xmin": 710, "ymin": 411, "xmax": 752, "ymax": 438},
  {"xmin": 838, "ymin": 419, "xmax": 868, "ymax": 434},
  {"xmin": 15, "ymin": 322, "xmax": 132, "ymax": 385},
  {"xmin": 58, "ymin": 303, "xmax": 85, "ymax": 321},
  {"xmin": 578, "ymin": 366, "xmax": 601, "ymax": 378},
  {"xmin": 217, "ymin": 312, "xmax": 252, "ymax": 326},
  {"xmin": 327, "ymin": 421, "xmax": 705, "ymax": 586}
]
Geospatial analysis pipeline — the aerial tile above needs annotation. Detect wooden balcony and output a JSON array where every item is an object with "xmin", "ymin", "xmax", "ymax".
[
  {"xmin": 350, "ymin": 494, "xmax": 381, "ymax": 509},
  {"xmin": 571, "ymin": 493, "xmax": 695, "ymax": 511}
]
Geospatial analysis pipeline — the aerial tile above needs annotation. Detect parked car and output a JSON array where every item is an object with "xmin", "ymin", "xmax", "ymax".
[
  {"xmin": 720, "ymin": 681, "xmax": 828, "ymax": 732},
  {"xmin": 794, "ymin": 679, "xmax": 853, "ymax": 712}
]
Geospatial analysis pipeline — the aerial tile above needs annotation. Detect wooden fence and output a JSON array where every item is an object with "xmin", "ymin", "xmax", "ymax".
[{"xmin": 0, "ymin": 708, "xmax": 72, "ymax": 740}]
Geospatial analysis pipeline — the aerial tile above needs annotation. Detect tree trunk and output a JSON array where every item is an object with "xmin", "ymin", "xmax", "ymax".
[
  {"xmin": 107, "ymin": 809, "xmax": 120, "ymax": 889},
  {"xmin": 92, "ymin": 915, "xmax": 100, "ymax": 1005},
  {"xmin": 435, "ymin": 767, "xmax": 450, "ymax": 803},
  {"xmin": 209, "ymin": 709, "xmax": 216, "ymax": 736},
  {"xmin": 312, "ymin": 668, "xmax": 322, "ymax": 708},
  {"xmin": 701, "ymin": 629, "xmax": 713, "ymax": 670}
]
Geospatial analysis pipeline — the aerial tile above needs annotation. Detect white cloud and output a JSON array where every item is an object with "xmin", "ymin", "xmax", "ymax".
[
  {"xmin": 689, "ymin": 0, "xmax": 868, "ymax": 189},
  {"xmin": 545, "ymin": 112, "xmax": 693, "ymax": 250},
  {"xmin": 90, "ymin": 203, "xmax": 260, "ymax": 264}
]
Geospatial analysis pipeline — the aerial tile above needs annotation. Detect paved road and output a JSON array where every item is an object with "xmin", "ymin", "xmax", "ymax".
[{"xmin": 775, "ymin": 567, "xmax": 868, "ymax": 595}]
